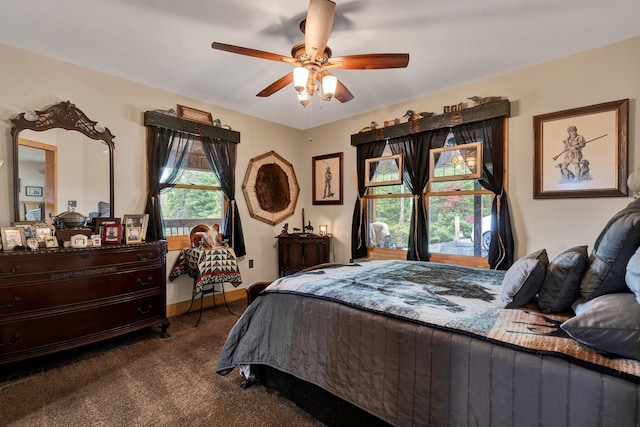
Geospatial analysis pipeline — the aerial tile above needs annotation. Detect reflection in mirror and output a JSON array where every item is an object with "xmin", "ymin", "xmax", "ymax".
[
  {"xmin": 18, "ymin": 138, "xmax": 56, "ymax": 221},
  {"xmin": 11, "ymin": 101, "xmax": 115, "ymax": 223}
]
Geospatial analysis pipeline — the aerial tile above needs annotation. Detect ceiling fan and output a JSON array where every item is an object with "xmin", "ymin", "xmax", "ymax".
[{"xmin": 211, "ymin": 0, "xmax": 410, "ymax": 106}]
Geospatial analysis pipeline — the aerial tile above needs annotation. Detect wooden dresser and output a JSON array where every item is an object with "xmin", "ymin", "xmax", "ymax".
[
  {"xmin": 0, "ymin": 240, "xmax": 169, "ymax": 365},
  {"xmin": 277, "ymin": 234, "xmax": 331, "ymax": 277}
]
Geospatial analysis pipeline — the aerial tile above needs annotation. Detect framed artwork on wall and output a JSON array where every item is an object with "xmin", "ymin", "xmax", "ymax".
[
  {"xmin": 242, "ymin": 151, "xmax": 300, "ymax": 225},
  {"xmin": 25, "ymin": 186, "xmax": 43, "ymax": 197},
  {"xmin": 533, "ymin": 99, "xmax": 629, "ymax": 199},
  {"xmin": 312, "ymin": 152, "xmax": 343, "ymax": 205},
  {"xmin": 177, "ymin": 105, "xmax": 214, "ymax": 125}
]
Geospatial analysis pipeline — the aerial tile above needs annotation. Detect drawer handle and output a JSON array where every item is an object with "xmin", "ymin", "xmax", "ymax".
[
  {"xmin": 136, "ymin": 276, "xmax": 153, "ymax": 286},
  {"xmin": 137, "ymin": 305, "xmax": 153, "ymax": 315},
  {"xmin": 0, "ymin": 296, "xmax": 21, "ymax": 309},
  {"xmin": 137, "ymin": 253, "xmax": 154, "ymax": 262},
  {"xmin": 0, "ymin": 334, "xmax": 21, "ymax": 347},
  {"xmin": 0, "ymin": 265, "xmax": 21, "ymax": 277}
]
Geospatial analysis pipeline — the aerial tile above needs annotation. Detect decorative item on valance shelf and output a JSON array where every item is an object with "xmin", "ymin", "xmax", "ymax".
[{"xmin": 351, "ymin": 99, "xmax": 510, "ymax": 146}]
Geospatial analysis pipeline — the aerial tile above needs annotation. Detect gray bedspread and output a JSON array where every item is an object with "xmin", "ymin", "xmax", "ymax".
[{"xmin": 217, "ymin": 261, "xmax": 640, "ymax": 426}]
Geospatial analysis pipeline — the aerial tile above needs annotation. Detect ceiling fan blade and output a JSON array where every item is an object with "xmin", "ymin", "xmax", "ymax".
[
  {"xmin": 318, "ymin": 71, "xmax": 354, "ymax": 103},
  {"xmin": 257, "ymin": 72, "xmax": 294, "ymax": 97},
  {"xmin": 305, "ymin": 0, "xmax": 336, "ymax": 61},
  {"xmin": 333, "ymin": 80, "xmax": 354, "ymax": 103},
  {"xmin": 212, "ymin": 42, "xmax": 297, "ymax": 64},
  {"xmin": 327, "ymin": 53, "xmax": 410, "ymax": 70}
]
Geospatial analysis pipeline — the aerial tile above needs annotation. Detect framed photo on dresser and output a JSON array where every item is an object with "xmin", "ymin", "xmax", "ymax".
[
  {"xmin": 123, "ymin": 214, "xmax": 149, "ymax": 241},
  {"xmin": 102, "ymin": 224, "xmax": 122, "ymax": 245},
  {"xmin": 1, "ymin": 227, "xmax": 26, "ymax": 251}
]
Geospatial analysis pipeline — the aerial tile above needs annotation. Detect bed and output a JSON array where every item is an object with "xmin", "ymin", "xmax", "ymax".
[{"xmin": 217, "ymin": 203, "xmax": 640, "ymax": 426}]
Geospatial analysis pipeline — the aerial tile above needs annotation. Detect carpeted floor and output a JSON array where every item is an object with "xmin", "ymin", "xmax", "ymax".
[{"xmin": 0, "ymin": 300, "xmax": 324, "ymax": 427}]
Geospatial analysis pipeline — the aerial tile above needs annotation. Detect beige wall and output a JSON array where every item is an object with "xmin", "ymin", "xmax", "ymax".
[
  {"xmin": 304, "ymin": 36, "xmax": 639, "ymax": 263},
  {"xmin": 1, "ymin": 37, "xmax": 639, "ymax": 306}
]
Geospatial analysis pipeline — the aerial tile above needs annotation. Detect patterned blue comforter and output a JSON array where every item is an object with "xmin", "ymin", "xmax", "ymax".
[{"xmin": 266, "ymin": 260, "xmax": 505, "ymax": 336}]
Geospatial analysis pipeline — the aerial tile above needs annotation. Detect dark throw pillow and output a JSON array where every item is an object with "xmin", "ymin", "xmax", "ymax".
[
  {"xmin": 538, "ymin": 246, "xmax": 589, "ymax": 313},
  {"xmin": 580, "ymin": 199, "xmax": 640, "ymax": 302},
  {"xmin": 501, "ymin": 249, "xmax": 548, "ymax": 308},
  {"xmin": 561, "ymin": 293, "xmax": 640, "ymax": 360},
  {"xmin": 625, "ymin": 247, "xmax": 640, "ymax": 305}
]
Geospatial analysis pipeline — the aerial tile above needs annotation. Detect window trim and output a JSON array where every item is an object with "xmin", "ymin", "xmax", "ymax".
[
  {"xmin": 425, "ymin": 181, "xmax": 493, "ymax": 268},
  {"xmin": 364, "ymin": 190, "xmax": 412, "ymax": 256}
]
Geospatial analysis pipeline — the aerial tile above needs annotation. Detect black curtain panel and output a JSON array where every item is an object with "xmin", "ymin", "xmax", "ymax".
[
  {"xmin": 452, "ymin": 117, "xmax": 514, "ymax": 269},
  {"xmin": 144, "ymin": 127, "xmax": 194, "ymax": 241},
  {"xmin": 388, "ymin": 128, "xmax": 449, "ymax": 261},
  {"xmin": 351, "ymin": 141, "xmax": 386, "ymax": 260},
  {"xmin": 201, "ymin": 136, "xmax": 246, "ymax": 257}
]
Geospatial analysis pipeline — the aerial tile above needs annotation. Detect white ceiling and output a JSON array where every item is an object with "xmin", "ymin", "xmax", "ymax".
[{"xmin": 1, "ymin": 0, "xmax": 639, "ymax": 130}]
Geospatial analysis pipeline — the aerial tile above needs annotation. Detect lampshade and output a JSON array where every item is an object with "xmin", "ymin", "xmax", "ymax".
[
  {"xmin": 297, "ymin": 91, "xmax": 309, "ymax": 107},
  {"xmin": 293, "ymin": 67, "xmax": 309, "ymax": 94},
  {"xmin": 628, "ymin": 167, "xmax": 640, "ymax": 198},
  {"xmin": 321, "ymin": 75, "xmax": 337, "ymax": 98}
]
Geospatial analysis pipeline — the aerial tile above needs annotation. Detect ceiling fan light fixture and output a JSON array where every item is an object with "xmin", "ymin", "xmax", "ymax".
[
  {"xmin": 321, "ymin": 74, "xmax": 337, "ymax": 99},
  {"xmin": 293, "ymin": 67, "xmax": 310, "ymax": 93},
  {"xmin": 297, "ymin": 91, "xmax": 309, "ymax": 107}
]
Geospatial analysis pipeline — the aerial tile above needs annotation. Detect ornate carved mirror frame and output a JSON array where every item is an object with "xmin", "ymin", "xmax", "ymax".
[{"xmin": 11, "ymin": 101, "xmax": 115, "ymax": 222}]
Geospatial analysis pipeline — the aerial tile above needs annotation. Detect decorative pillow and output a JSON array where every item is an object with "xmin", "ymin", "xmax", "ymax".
[
  {"xmin": 538, "ymin": 246, "xmax": 589, "ymax": 313},
  {"xmin": 501, "ymin": 249, "xmax": 548, "ymax": 308},
  {"xmin": 561, "ymin": 293, "xmax": 640, "ymax": 360},
  {"xmin": 580, "ymin": 199, "xmax": 640, "ymax": 302},
  {"xmin": 625, "ymin": 247, "xmax": 640, "ymax": 305}
]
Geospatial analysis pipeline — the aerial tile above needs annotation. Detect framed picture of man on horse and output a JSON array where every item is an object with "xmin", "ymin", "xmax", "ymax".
[{"xmin": 533, "ymin": 99, "xmax": 628, "ymax": 198}]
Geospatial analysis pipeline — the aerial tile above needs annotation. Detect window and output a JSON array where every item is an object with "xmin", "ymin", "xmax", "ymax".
[
  {"xmin": 364, "ymin": 146, "xmax": 412, "ymax": 257},
  {"xmin": 427, "ymin": 133, "xmax": 493, "ymax": 265},
  {"xmin": 364, "ymin": 135, "xmax": 494, "ymax": 265},
  {"xmin": 160, "ymin": 140, "xmax": 224, "ymax": 250}
]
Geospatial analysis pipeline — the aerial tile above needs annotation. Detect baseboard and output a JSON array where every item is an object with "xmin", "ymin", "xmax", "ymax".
[{"xmin": 166, "ymin": 288, "xmax": 246, "ymax": 318}]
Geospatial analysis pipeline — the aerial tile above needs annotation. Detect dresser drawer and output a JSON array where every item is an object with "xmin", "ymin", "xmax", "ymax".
[
  {"xmin": 0, "ymin": 267, "xmax": 162, "ymax": 317},
  {"xmin": 0, "ymin": 244, "xmax": 164, "ymax": 285},
  {"xmin": 0, "ymin": 293, "xmax": 163, "ymax": 361}
]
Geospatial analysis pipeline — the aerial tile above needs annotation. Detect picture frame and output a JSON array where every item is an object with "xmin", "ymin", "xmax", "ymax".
[
  {"xmin": 91, "ymin": 234, "xmax": 102, "ymax": 247},
  {"xmin": 12, "ymin": 221, "xmax": 35, "ymax": 239},
  {"xmin": 44, "ymin": 235, "xmax": 59, "ymax": 249},
  {"xmin": 177, "ymin": 104, "xmax": 214, "ymax": 125},
  {"xmin": 365, "ymin": 154, "xmax": 403, "ymax": 187},
  {"xmin": 534, "ymin": 99, "xmax": 629, "ymax": 199},
  {"xmin": 1, "ymin": 227, "xmax": 26, "ymax": 251},
  {"xmin": 25, "ymin": 186, "xmax": 43, "ymax": 197},
  {"xmin": 26, "ymin": 237, "xmax": 39, "ymax": 251},
  {"xmin": 125, "ymin": 226, "xmax": 142, "ymax": 244},
  {"xmin": 70, "ymin": 234, "xmax": 89, "ymax": 248},
  {"xmin": 429, "ymin": 142, "xmax": 483, "ymax": 182},
  {"xmin": 312, "ymin": 152, "xmax": 343, "ymax": 205},
  {"xmin": 102, "ymin": 223, "xmax": 122, "ymax": 245},
  {"xmin": 122, "ymin": 214, "xmax": 149, "ymax": 241},
  {"xmin": 95, "ymin": 217, "xmax": 121, "ymax": 234},
  {"xmin": 34, "ymin": 226, "xmax": 54, "ymax": 246}
]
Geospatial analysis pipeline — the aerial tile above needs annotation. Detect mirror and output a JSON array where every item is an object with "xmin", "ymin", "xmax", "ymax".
[{"xmin": 11, "ymin": 101, "xmax": 115, "ymax": 223}]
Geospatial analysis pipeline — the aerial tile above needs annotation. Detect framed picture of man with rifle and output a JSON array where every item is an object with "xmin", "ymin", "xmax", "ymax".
[{"xmin": 533, "ymin": 99, "xmax": 629, "ymax": 198}]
